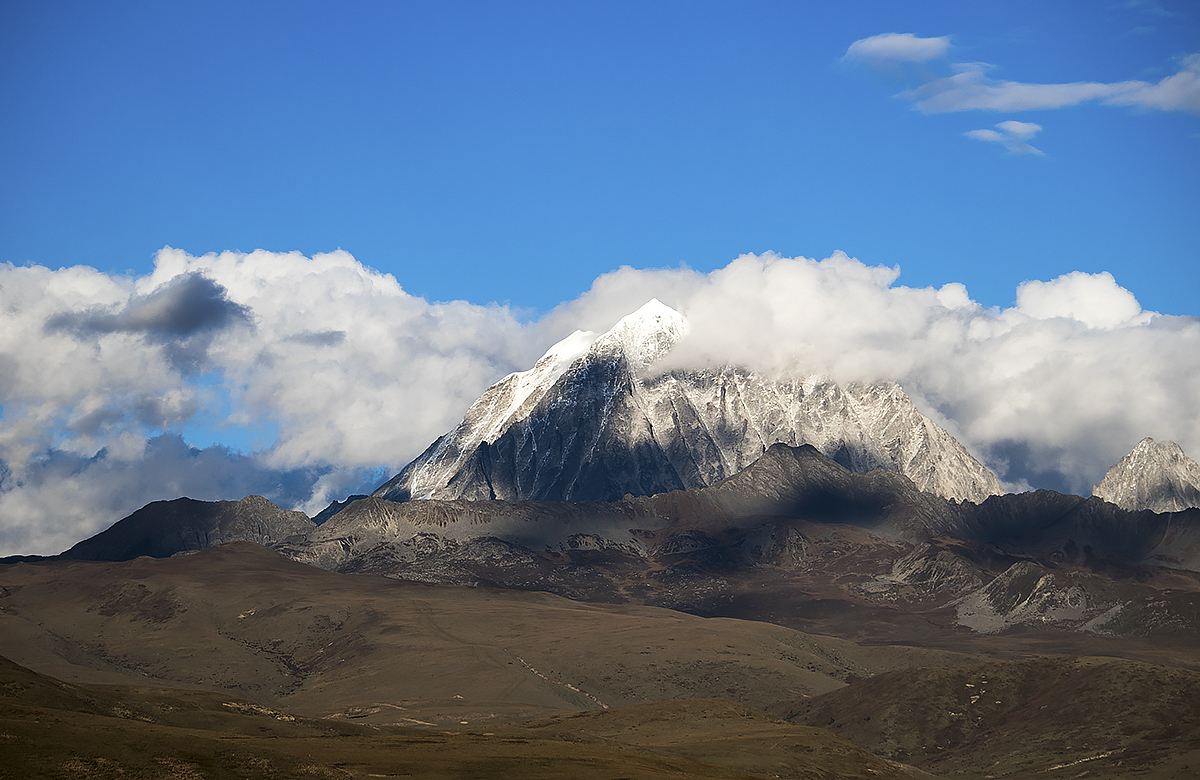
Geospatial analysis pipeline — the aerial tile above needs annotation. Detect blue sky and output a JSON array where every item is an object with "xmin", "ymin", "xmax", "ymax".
[
  {"xmin": 2, "ymin": 0, "xmax": 1197, "ymax": 315},
  {"xmin": 3, "ymin": 1, "xmax": 1200, "ymax": 553}
]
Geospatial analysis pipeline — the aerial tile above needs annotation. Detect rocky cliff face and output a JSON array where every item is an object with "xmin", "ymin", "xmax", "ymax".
[
  {"xmin": 374, "ymin": 299, "xmax": 1002, "ymax": 504},
  {"xmin": 1093, "ymin": 437, "xmax": 1200, "ymax": 513}
]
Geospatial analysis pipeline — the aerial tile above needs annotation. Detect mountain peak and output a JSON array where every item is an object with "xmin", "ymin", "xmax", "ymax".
[
  {"xmin": 1131, "ymin": 437, "xmax": 1184, "ymax": 457},
  {"xmin": 592, "ymin": 299, "xmax": 688, "ymax": 369},
  {"xmin": 373, "ymin": 300, "xmax": 1001, "ymax": 506},
  {"xmin": 1094, "ymin": 437, "xmax": 1200, "ymax": 512},
  {"xmin": 61, "ymin": 495, "xmax": 314, "ymax": 561},
  {"xmin": 536, "ymin": 328, "xmax": 595, "ymax": 366},
  {"xmin": 630, "ymin": 297, "xmax": 677, "ymax": 318}
]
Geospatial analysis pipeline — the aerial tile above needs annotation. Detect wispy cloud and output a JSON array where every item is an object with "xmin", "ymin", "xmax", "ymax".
[
  {"xmin": 965, "ymin": 120, "xmax": 1046, "ymax": 155},
  {"xmin": 847, "ymin": 31, "xmax": 1200, "ymax": 117},
  {"xmin": 1121, "ymin": 0, "xmax": 1175, "ymax": 19},
  {"xmin": 907, "ymin": 55, "xmax": 1200, "ymax": 115},
  {"xmin": 844, "ymin": 32, "xmax": 951, "ymax": 63}
]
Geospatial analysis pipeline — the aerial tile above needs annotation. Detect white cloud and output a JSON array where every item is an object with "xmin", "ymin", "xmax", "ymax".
[
  {"xmin": 2, "ymin": 249, "xmax": 1198, "ymax": 554},
  {"xmin": 844, "ymin": 30, "xmax": 1200, "ymax": 117},
  {"xmin": 0, "ymin": 250, "xmax": 537, "ymax": 554},
  {"xmin": 141, "ymin": 248, "xmax": 536, "ymax": 470},
  {"xmin": 1105, "ymin": 54, "xmax": 1200, "ymax": 114},
  {"xmin": 845, "ymin": 33, "xmax": 951, "ymax": 63},
  {"xmin": 846, "ymin": 33, "xmax": 1200, "ymax": 152},
  {"xmin": 1015, "ymin": 271, "xmax": 1147, "ymax": 328},
  {"xmin": 965, "ymin": 120, "xmax": 1046, "ymax": 155},
  {"xmin": 0, "ymin": 435, "xmax": 347, "ymax": 557},
  {"xmin": 901, "ymin": 55, "xmax": 1200, "ymax": 115},
  {"xmin": 538, "ymin": 254, "xmax": 1200, "ymax": 497},
  {"xmin": 907, "ymin": 63, "xmax": 1132, "ymax": 113}
]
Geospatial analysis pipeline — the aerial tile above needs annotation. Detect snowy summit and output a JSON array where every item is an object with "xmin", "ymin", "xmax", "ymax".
[{"xmin": 374, "ymin": 300, "xmax": 1003, "ymax": 504}]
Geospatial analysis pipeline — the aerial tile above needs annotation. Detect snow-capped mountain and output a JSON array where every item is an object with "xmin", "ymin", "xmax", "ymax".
[
  {"xmin": 1093, "ymin": 437, "xmax": 1200, "ymax": 513},
  {"xmin": 374, "ymin": 299, "xmax": 1003, "ymax": 504}
]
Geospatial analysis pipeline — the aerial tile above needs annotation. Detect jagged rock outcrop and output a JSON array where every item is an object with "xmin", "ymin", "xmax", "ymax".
[
  {"xmin": 375, "ymin": 299, "xmax": 1002, "ymax": 505},
  {"xmin": 1093, "ymin": 437, "xmax": 1200, "ymax": 513},
  {"xmin": 61, "ymin": 495, "xmax": 314, "ymax": 561}
]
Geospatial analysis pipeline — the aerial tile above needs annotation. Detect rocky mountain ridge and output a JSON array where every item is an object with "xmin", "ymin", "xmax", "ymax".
[
  {"xmin": 46, "ymin": 444, "xmax": 1200, "ymax": 644},
  {"xmin": 285, "ymin": 445, "xmax": 1200, "ymax": 642},
  {"xmin": 60, "ymin": 495, "xmax": 314, "ymax": 562}
]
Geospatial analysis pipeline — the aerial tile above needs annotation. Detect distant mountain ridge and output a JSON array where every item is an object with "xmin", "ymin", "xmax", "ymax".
[
  {"xmin": 297, "ymin": 443, "xmax": 1200, "ymax": 575},
  {"xmin": 291, "ymin": 444, "xmax": 959, "ymax": 571},
  {"xmin": 60, "ymin": 495, "xmax": 314, "ymax": 561},
  {"xmin": 374, "ymin": 299, "xmax": 1003, "ymax": 505},
  {"xmin": 287, "ymin": 443, "xmax": 1200, "ymax": 640},
  {"xmin": 48, "ymin": 443, "xmax": 1200, "ymax": 642},
  {"xmin": 1093, "ymin": 437, "xmax": 1200, "ymax": 513}
]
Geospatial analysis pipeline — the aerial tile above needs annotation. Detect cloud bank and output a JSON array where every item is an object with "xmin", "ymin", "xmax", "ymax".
[
  {"xmin": 0, "ymin": 250, "xmax": 536, "ymax": 554},
  {"xmin": 2, "ymin": 249, "xmax": 1197, "ymax": 554},
  {"xmin": 540, "ymin": 253, "xmax": 1199, "ymax": 496}
]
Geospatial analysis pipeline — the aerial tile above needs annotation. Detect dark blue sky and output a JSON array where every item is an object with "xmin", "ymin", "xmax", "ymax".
[{"xmin": 2, "ymin": 0, "xmax": 1197, "ymax": 314}]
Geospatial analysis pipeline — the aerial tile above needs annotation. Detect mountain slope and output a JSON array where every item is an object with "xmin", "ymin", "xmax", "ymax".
[
  {"xmin": 281, "ymin": 443, "xmax": 1200, "ymax": 645},
  {"xmin": 61, "ymin": 495, "xmax": 314, "ymax": 561},
  {"xmin": 289, "ymin": 444, "xmax": 960, "ymax": 574},
  {"xmin": 0, "ymin": 547, "xmax": 932, "ymax": 779},
  {"xmin": 793, "ymin": 656, "xmax": 1200, "ymax": 777},
  {"xmin": 375, "ymin": 299, "xmax": 1002, "ymax": 505},
  {"xmin": 0, "ymin": 543, "xmax": 952, "ymax": 725},
  {"xmin": 1094, "ymin": 437, "xmax": 1200, "ymax": 513},
  {"xmin": 4, "ymin": 547, "xmax": 1197, "ymax": 778},
  {"xmin": 303, "ymin": 444, "xmax": 1200, "ymax": 575}
]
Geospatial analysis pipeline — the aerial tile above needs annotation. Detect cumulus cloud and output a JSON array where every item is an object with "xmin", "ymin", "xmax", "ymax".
[
  {"xmin": 45, "ymin": 272, "xmax": 252, "ymax": 371},
  {"xmin": 139, "ymin": 248, "xmax": 536, "ymax": 470},
  {"xmin": 0, "ymin": 250, "xmax": 535, "ymax": 554},
  {"xmin": 1015, "ymin": 271, "xmax": 1147, "ymax": 328},
  {"xmin": 965, "ymin": 120, "xmax": 1045, "ymax": 155},
  {"xmin": 845, "ymin": 33, "xmax": 951, "ymax": 63},
  {"xmin": 47, "ymin": 272, "xmax": 249, "ymax": 338},
  {"xmin": 2, "ymin": 248, "xmax": 1198, "ymax": 555}
]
